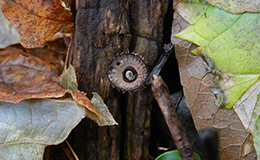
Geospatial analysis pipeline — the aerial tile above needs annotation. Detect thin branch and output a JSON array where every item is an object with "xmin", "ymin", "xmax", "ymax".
[
  {"xmin": 151, "ymin": 75, "xmax": 197, "ymax": 160},
  {"xmin": 65, "ymin": 140, "xmax": 79, "ymax": 160},
  {"xmin": 147, "ymin": 43, "xmax": 174, "ymax": 84}
]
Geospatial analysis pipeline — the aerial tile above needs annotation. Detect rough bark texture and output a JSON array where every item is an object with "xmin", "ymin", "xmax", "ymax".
[{"xmin": 70, "ymin": 0, "xmax": 169, "ymax": 159}]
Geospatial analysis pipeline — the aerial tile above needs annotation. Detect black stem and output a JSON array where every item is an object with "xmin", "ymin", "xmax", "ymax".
[{"xmin": 147, "ymin": 43, "xmax": 174, "ymax": 84}]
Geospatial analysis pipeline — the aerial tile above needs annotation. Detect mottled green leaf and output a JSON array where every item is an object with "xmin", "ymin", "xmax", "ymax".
[
  {"xmin": 176, "ymin": 6, "xmax": 260, "ymax": 74},
  {"xmin": 212, "ymin": 73, "xmax": 260, "ymax": 109},
  {"xmin": 0, "ymin": 98, "xmax": 86, "ymax": 160},
  {"xmin": 174, "ymin": 1, "xmax": 260, "ymax": 109},
  {"xmin": 173, "ymin": 1, "xmax": 259, "ymax": 158},
  {"xmin": 173, "ymin": 0, "xmax": 208, "ymax": 24},
  {"xmin": 206, "ymin": 0, "xmax": 260, "ymax": 14},
  {"xmin": 155, "ymin": 150, "xmax": 201, "ymax": 160}
]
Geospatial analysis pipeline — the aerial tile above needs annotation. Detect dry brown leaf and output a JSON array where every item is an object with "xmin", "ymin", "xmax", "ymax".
[
  {"xmin": 44, "ymin": 38, "xmax": 68, "ymax": 55},
  {"xmin": 0, "ymin": 46, "xmax": 60, "ymax": 103},
  {"xmin": 71, "ymin": 90, "xmax": 102, "ymax": 122},
  {"xmin": 0, "ymin": 45, "xmax": 101, "ymax": 122},
  {"xmin": 0, "ymin": 0, "xmax": 73, "ymax": 48},
  {"xmin": 171, "ymin": 12, "xmax": 216, "ymax": 130},
  {"xmin": 0, "ymin": 45, "xmax": 65, "ymax": 103},
  {"xmin": 213, "ymin": 109, "xmax": 254, "ymax": 159},
  {"xmin": 12, "ymin": 44, "xmax": 65, "ymax": 73},
  {"xmin": 171, "ymin": 11, "xmax": 256, "ymax": 159}
]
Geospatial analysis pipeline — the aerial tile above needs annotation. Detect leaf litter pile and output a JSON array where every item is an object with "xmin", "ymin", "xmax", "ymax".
[
  {"xmin": 172, "ymin": 0, "xmax": 260, "ymax": 159},
  {"xmin": 1, "ymin": 0, "xmax": 260, "ymax": 160},
  {"xmin": 0, "ymin": 43, "xmax": 115, "ymax": 159},
  {"xmin": 0, "ymin": 1, "xmax": 117, "ymax": 159}
]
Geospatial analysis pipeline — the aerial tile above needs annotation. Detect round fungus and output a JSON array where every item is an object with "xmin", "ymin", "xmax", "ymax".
[{"xmin": 107, "ymin": 53, "xmax": 148, "ymax": 92}]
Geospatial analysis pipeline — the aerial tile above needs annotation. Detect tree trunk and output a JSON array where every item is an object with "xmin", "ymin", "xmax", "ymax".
[{"xmin": 70, "ymin": 0, "xmax": 170, "ymax": 159}]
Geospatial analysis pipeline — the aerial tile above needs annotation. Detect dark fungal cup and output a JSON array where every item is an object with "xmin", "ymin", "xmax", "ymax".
[{"xmin": 107, "ymin": 53, "xmax": 148, "ymax": 92}]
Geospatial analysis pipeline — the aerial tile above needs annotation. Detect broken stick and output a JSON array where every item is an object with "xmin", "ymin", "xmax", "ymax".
[{"xmin": 151, "ymin": 75, "xmax": 197, "ymax": 160}]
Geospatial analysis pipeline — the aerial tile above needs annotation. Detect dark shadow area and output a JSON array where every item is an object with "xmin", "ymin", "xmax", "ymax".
[
  {"xmin": 149, "ymin": 0, "xmax": 201, "ymax": 159},
  {"xmin": 160, "ymin": 0, "xmax": 181, "ymax": 94}
]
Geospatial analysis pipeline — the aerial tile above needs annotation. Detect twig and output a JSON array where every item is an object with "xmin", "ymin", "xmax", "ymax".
[
  {"xmin": 151, "ymin": 75, "xmax": 197, "ymax": 160},
  {"xmin": 147, "ymin": 43, "xmax": 174, "ymax": 84},
  {"xmin": 65, "ymin": 27, "xmax": 75, "ymax": 70},
  {"xmin": 65, "ymin": 140, "xmax": 79, "ymax": 160}
]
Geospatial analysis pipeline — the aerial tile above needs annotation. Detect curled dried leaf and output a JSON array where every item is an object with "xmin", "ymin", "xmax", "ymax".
[
  {"xmin": 0, "ymin": 0, "xmax": 73, "ymax": 48},
  {"xmin": 0, "ymin": 45, "xmax": 101, "ymax": 123}
]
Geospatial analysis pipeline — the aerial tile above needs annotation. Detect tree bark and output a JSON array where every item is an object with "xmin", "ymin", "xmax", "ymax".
[{"xmin": 70, "ymin": 0, "xmax": 169, "ymax": 159}]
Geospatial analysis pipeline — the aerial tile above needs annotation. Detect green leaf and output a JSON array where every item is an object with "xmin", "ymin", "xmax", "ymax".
[
  {"xmin": 174, "ymin": 0, "xmax": 208, "ymax": 25},
  {"xmin": 176, "ymin": 6, "xmax": 260, "ymax": 74},
  {"xmin": 205, "ymin": 0, "xmax": 260, "ymax": 14},
  {"xmin": 155, "ymin": 150, "xmax": 201, "ymax": 160},
  {"xmin": 174, "ymin": 1, "xmax": 260, "ymax": 109},
  {"xmin": 211, "ymin": 73, "xmax": 260, "ymax": 109},
  {"xmin": 0, "ymin": 98, "xmax": 86, "ymax": 160}
]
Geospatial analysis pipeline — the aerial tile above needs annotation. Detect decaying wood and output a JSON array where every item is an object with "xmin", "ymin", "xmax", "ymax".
[
  {"xmin": 71, "ymin": 0, "xmax": 130, "ymax": 159},
  {"xmin": 151, "ymin": 75, "xmax": 196, "ymax": 160},
  {"xmin": 69, "ymin": 0, "xmax": 170, "ymax": 159},
  {"xmin": 123, "ymin": 0, "xmax": 169, "ymax": 159}
]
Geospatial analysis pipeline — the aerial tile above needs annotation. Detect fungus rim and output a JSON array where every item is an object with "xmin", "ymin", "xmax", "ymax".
[{"xmin": 107, "ymin": 52, "xmax": 148, "ymax": 92}]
